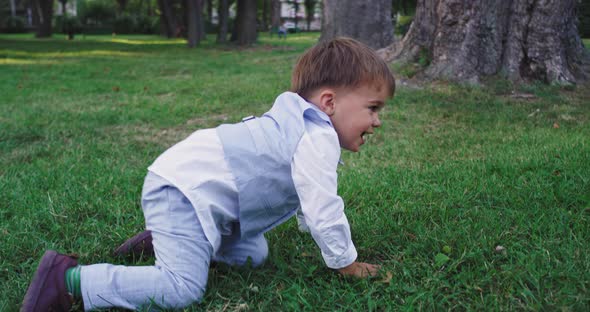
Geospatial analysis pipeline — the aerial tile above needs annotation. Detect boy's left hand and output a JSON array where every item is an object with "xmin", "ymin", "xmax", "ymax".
[{"xmin": 337, "ymin": 261, "xmax": 381, "ymax": 278}]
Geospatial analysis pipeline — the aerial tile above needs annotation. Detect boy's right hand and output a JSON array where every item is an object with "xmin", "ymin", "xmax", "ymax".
[{"xmin": 337, "ymin": 261, "xmax": 381, "ymax": 278}]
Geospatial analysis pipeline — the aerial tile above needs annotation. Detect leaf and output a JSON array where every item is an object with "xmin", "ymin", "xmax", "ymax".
[
  {"xmin": 381, "ymin": 271, "xmax": 393, "ymax": 284},
  {"xmin": 434, "ymin": 253, "xmax": 450, "ymax": 267},
  {"xmin": 553, "ymin": 122, "xmax": 560, "ymax": 129}
]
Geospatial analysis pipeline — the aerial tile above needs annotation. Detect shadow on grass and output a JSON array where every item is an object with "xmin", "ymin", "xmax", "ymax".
[
  {"xmin": 0, "ymin": 36, "xmax": 188, "ymax": 66},
  {"xmin": 0, "ymin": 33, "xmax": 318, "ymax": 64}
]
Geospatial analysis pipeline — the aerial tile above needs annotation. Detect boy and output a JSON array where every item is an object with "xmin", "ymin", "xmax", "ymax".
[{"xmin": 22, "ymin": 37, "xmax": 395, "ymax": 311}]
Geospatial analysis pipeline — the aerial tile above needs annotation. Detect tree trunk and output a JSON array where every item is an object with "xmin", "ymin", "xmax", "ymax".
[
  {"xmin": 30, "ymin": 0, "xmax": 40, "ymax": 28},
  {"xmin": 304, "ymin": 0, "xmax": 316, "ymax": 31},
  {"xmin": 262, "ymin": 0, "xmax": 269, "ymax": 31},
  {"xmin": 187, "ymin": 0, "xmax": 203, "ymax": 47},
  {"xmin": 158, "ymin": 0, "xmax": 178, "ymax": 38},
  {"xmin": 199, "ymin": 1, "xmax": 206, "ymax": 40},
  {"xmin": 270, "ymin": 0, "xmax": 280, "ymax": 34},
  {"xmin": 378, "ymin": 0, "xmax": 590, "ymax": 85},
  {"xmin": 233, "ymin": 0, "xmax": 257, "ymax": 45},
  {"xmin": 217, "ymin": 0, "xmax": 229, "ymax": 42},
  {"xmin": 10, "ymin": 0, "xmax": 17, "ymax": 17},
  {"xmin": 206, "ymin": 0, "xmax": 212, "ymax": 24},
  {"xmin": 116, "ymin": 0, "xmax": 129, "ymax": 14},
  {"xmin": 320, "ymin": 0, "xmax": 394, "ymax": 50},
  {"xmin": 34, "ymin": 0, "xmax": 54, "ymax": 38},
  {"xmin": 59, "ymin": 0, "xmax": 67, "ymax": 15},
  {"xmin": 292, "ymin": 1, "xmax": 299, "ymax": 30}
]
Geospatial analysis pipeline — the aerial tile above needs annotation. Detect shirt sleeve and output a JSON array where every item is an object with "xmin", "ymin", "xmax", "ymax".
[{"xmin": 291, "ymin": 117, "xmax": 357, "ymax": 269}]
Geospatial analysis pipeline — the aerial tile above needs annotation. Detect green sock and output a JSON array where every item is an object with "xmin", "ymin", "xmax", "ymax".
[{"xmin": 65, "ymin": 266, "xmax": 81, "ymax": 299}]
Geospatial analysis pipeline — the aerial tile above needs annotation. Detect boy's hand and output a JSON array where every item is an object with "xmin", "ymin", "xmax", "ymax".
[{"xmin": 337, "ymin": 261, "xmax": 381, "ymax": 278}]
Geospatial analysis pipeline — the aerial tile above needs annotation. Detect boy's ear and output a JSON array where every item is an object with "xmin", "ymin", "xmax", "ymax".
[{"xmin": 317, "ymin": 89, "xmax": 336, "ymax": 116}]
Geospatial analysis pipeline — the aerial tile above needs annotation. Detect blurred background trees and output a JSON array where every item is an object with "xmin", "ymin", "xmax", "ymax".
[{"xmin": 1, "ymin": 0, "xmax": 588, "ymax": 83}]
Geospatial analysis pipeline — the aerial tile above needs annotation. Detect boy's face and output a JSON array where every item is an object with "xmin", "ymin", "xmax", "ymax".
[{"xmin": 330, "ymin": 84, "xmax": 389, "ymax": 152}]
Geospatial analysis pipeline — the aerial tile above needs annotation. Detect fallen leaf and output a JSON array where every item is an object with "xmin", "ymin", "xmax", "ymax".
[
  {"xmin": 381, "ymin": 271, "xmax": 393, "ymax": 284},
  {"xmin": 405, "ymin": 232, "xmax": 417, "ymax": 240},
  {"xmin": 112, "ymin": 86, "xmax": 120, "ymax": 92},
  {"xmin": 553, "ymin": 122, "xmax": 560, "ymax": 129}
]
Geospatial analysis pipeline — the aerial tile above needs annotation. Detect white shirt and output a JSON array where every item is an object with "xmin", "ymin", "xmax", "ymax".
[
  {"xmin": 291, "ymin": 114, "xmax": 357, "ymax": 269},
  {"xmin": 149, "ymin": 115, "xmax": 357, "ymax": 269}
]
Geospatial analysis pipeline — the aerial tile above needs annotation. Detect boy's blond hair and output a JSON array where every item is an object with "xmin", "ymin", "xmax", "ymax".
[{"xmin": 291, "ymin": 37, "xmax": 395, "ymax": 100}]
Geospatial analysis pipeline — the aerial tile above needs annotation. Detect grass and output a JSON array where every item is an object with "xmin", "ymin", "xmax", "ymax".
[{"xmin": 1, "ymin": 32, "xmax": 589, "ymax": 311}]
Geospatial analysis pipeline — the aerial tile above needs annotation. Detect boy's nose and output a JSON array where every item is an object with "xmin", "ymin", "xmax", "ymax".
[{"xmin": 373, "ymin": 115, "xmax": 382, "ymax": 127}]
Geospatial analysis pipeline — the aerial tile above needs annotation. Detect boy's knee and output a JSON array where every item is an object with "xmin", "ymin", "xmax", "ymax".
[
  {"xmin": 249, "ymin": 242, "xmax": 268, "ymax": 267},
  {"xmin": 160, "ymin": 267, "xmax": 206, "ymax": 307},
  {"xmin": 244, "ymin": 235, "xmax": 268, "ymax": 267},
  {"xmin": 173, "ymin": 283, "xmax": 205, "ymax": 307},
  {"xmin": 215, "ymin": 235, "xmax": 268, "ymax": 267}
]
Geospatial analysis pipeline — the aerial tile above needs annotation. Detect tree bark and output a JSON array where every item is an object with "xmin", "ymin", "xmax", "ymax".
[
  {"xmin": 187, "ymin": 0, "xmax": 203, "ymax": 47},
  {"xmin": 320, "ymin": 0, "xmax": 394, "ymax": 50},
  {"xmin": 217, "ymin": 0, "xmax": 229, "ymax": 42},
  {"xmin": 158, "ymin": 0, "xmax": 178, "ymax": 38},
  {"xmin": 378, "ymin": 0, "xmax": 590, "ymax": 85},
  {"xmin": 233, "ymin": 0, "xmax": 257, "ymax": 45},
  {"xmin": 34, "ymin": 0, "xmax": 54, "ymax": 38}
]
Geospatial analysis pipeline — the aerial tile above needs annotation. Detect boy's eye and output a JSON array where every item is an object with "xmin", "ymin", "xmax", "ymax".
[{"xmin": 370, "ymin": 106, "xmax": 381, "ymax": 112}]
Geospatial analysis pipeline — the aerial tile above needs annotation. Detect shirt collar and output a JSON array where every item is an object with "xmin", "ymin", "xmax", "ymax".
[{"xmin": 290, "ymin": 92, "xmax": 333, "ymax": 126}]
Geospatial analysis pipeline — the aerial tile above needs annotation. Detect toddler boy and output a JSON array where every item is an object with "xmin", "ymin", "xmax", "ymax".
[{"xmin": 22, "ymin": 37, "xmax": 395, "ymax": 311}]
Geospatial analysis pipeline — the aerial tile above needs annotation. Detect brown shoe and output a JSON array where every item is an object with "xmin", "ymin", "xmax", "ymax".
[
  {"xmin": 113, "ymin": 230, "xmax": 154, "ymax": 258},
  {"xmin": 21, "ymin": 250, "xmax": 78, "ymax": 312}
]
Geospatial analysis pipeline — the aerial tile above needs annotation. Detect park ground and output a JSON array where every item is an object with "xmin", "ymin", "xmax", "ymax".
[{"xmin": 1, "ymin": 33, "xmax": 589, "ymax": 310}]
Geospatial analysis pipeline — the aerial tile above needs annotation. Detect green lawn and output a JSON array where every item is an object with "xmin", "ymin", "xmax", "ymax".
[{"xmin": 1, "ymin": 33, "xmax": 589, "ymax": 311}]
